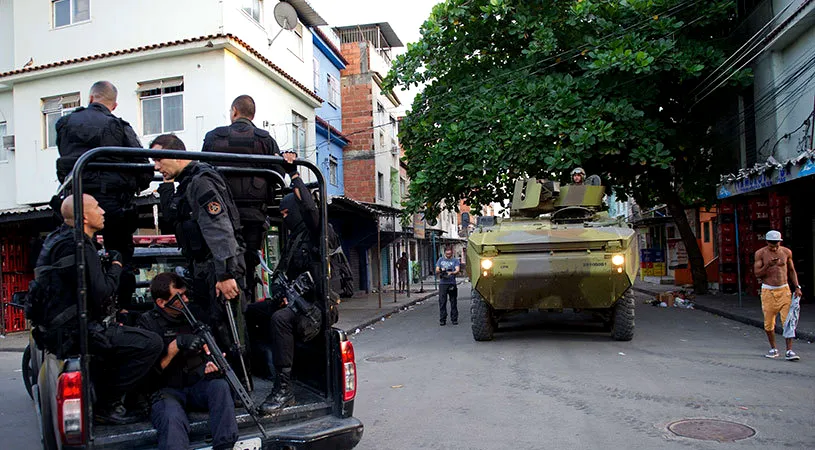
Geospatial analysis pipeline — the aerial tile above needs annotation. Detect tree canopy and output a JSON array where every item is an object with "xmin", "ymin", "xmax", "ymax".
[{"xmin": 386, "ymin": 0, "xmax": 750, "ymax": 219}]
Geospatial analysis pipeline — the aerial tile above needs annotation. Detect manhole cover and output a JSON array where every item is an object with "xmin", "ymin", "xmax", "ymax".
[
  {"xmin": 365, "ymin": 355, "xmax": 406, "ymax": 363},
  {"xmin": 668, "ymin": 419, "xmax": 755, "ymax": 442}
]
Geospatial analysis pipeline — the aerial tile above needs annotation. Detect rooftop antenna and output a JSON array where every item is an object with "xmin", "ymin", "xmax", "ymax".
[{"xmin": 268, "ymin": 1, "xmax": 298, "ymax": 46}]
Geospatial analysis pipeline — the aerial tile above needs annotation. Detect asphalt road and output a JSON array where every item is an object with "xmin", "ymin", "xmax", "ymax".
[
  {"xmin": 350, "ymin": 284, "xmax": 814, "ymax": 450},
  {"xmin": 0, "ymin": 286, "xmax": 812, "ymax": 449}
]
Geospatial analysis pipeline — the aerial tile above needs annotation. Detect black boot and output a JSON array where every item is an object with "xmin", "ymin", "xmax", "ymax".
[
  {"xmin": 259, "ymin": 367, "xmax": 295, "ymax": 415},
  {"xmin": 94, "ymin": 396, "xmax": 141, "ymax": 425}
]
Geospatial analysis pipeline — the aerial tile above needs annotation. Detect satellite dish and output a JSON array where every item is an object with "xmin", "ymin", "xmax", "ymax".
[
  {"xmin": 274, "ymin": 2, "xmax": 298, "ymax": 31},
  {"xmin": 268, "ymin": 2, "xmax": 298, "ymax": 46}
]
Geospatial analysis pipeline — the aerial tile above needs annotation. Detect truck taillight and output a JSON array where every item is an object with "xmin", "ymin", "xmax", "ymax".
[
  {"xmin": 57, "ymin": 371, "xmax": 84, "ymax": 446},
  {"xmin": 341, "ymin": 340, "xmax": 357, "ymax": 401}
]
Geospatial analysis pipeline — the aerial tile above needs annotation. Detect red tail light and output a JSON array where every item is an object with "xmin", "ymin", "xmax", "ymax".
[
  {"xmin": 340, "ymin": 340, "xmax": 357, "ymax": 401},
  {"xmin": 57, "ymin": 371, "xmax": 84, "ymax": 446}
]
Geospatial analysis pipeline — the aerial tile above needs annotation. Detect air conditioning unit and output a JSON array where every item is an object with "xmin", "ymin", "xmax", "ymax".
[{"xmin": 2, "ymin": 135, "xmax": 14, "ymax": 152}]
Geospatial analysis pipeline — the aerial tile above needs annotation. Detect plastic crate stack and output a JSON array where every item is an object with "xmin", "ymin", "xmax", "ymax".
[
  {"xmin": 1, "ymin": 236, "xmax": 34, "ymax": 333},
  {"xmin": 719, "ymin": 201, "xmax": 738, "ymax": 293}
]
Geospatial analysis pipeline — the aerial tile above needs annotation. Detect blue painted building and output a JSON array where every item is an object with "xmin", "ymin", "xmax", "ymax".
[{"xmin": 312, "ymin": 27, "xmax": 348, "ymax": 197}]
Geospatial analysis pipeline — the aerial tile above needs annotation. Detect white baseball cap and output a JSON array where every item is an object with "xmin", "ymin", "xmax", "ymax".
[{"xmin": 765, "ymin": 230, "xmax": 782, "ymax": 242}]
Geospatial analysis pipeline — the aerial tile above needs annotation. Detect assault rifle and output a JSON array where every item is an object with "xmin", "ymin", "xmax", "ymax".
[{"xmin": 166, "ymin": 293, "xmax": 269, "ymax": 439}]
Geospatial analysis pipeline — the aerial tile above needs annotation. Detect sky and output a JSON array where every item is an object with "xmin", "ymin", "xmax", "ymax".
[{"xmin": 307, "ymin": 0, "xmax": 442, "ymax": 114}]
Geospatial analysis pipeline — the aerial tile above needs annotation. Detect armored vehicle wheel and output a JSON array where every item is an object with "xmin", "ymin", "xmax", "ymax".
[
  {"xmin": 471, "ymin": 289, "xmax": 495, "ymax": 341},
  {"xmin": 611, "ymin": 290, "xmax": 635, "ymax": 341}
]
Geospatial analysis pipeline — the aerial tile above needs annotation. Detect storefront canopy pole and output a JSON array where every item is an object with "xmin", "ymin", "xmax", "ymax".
[
  {"xmin": 735, "ymin": 209, "xmax": 744, "ymax": 307},
  {"xmin": 377, "ymin": 214, "xmax": 382, "ymax": 309}
]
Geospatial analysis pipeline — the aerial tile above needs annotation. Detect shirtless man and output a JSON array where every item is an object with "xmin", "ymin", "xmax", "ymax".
[{"xmin": 753, "ymin": 230, "xmax": 801, "ymax": 361}]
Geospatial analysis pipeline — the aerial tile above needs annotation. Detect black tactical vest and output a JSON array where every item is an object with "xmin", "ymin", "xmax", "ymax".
[
  {"xmin": 172, "ymin": 163, "xmax": 244, "ymax": 262},
  {"xmin": 207, "ymin": 122, "xmax": 272, "ymax": 223},
  {"xmin": 140, "ymin": 308, "xmax": 205, "ymax": 388}
]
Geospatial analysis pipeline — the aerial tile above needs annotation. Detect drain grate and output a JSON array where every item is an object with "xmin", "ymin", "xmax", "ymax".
[
  {"xmin": 365, "ymin": 355, "xmax": 406, "ymax": 363},
  {"xmin": 668, "ymin": 419, "xmax": 755, "ymax": 442}
]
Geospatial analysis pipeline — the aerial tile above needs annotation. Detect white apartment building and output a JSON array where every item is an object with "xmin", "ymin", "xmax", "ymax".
[{"xmin": 0, "ymin": 0, "xmax": 327, "ymax": 211}]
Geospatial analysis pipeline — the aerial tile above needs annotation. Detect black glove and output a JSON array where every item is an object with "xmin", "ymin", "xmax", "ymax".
[
  {"xmin": 108, "ymin": 250, "xmax": 123, "ymax": 264},
  {"xmin": 175, "ymin": 334, "xmax": 205, "ymax": 353}
]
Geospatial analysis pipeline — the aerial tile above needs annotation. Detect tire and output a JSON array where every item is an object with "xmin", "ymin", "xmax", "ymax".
[
  {"xmin": 22, "ymin": 344, "xmax": 34, "ymax": 399},
  {"xmin": 610, "ymin": 290, "xmax": 635, "ymax": 341},
  {"xmin": 470, "ymin": 289, "xmax": 495, "ymax": 341}
]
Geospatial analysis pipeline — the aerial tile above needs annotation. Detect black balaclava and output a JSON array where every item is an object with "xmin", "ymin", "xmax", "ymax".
[{"xmin": 280, "ymin": 193, "xmax": 304, "ymax": 232}]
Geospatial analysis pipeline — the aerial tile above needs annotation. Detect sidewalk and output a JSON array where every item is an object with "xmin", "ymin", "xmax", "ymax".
[
  {"xmin": 335, "ymin": 275, "xmax": 464, "ymax": 333},
  {"xmin": 632, "ymin": 279, "xmax": 815, "ymax": 343},
  {"xmin": 0, "ymin": 275, "xmax": 462, "ymax": 351}
]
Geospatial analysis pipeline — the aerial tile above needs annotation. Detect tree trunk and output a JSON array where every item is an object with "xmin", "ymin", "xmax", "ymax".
[{"xmin": 664, "ymin": 193, "xmax": 708, "ymax": 294}]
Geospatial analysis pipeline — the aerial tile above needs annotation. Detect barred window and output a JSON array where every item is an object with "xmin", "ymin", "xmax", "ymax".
[
  {"xmin": 138, "ymin": 78, "xmax": 184, "ymax": 136},
  {"xmin": 42, "ymin": 93, "xmax": 80, "ymax": 148}
]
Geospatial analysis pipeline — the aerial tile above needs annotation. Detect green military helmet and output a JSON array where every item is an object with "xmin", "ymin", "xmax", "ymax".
[{"xmin": 467, "ymin": 177, "xmax": 638, "ymax": 342}]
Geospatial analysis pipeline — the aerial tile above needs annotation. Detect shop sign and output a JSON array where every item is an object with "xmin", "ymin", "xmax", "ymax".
[
  {"xmin": 718, "ymin": 159, "xmax": 815, "ymax": 199},
  {"xmin": 667, "ymin": 239, "xmax": 688, "ymax": 269},
  {"xmin": 413, "ymin": 214, "xmax": 426, "ymax": 239}
]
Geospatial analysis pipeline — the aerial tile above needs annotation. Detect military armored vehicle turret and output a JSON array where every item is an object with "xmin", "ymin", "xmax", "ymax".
[{"xmin": 467, "ymin": 178, "xmax": 639, "ymax": 341}]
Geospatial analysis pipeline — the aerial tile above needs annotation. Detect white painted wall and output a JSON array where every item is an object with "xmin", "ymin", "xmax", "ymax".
[
  {"xmin": 0, "ymin": 0, "xmax": 13, "ymax": 73},
  {"xmin": 0, "ymin": 91, "xmax": 16, "ymax": 210},
  {"xmin": 372, "ymin": 81, "xmax": 400, "ymax": 208},
  {"xmin": 2, "ymin": 47, "xmax": 320, "ymax": 208},
  {"xmin": 774, "ymin": 24, "xmax": 815, "ymax": 160},
  {"xmin": 11, "ymin": 0, "xmax": 222, "ymax": 68}
]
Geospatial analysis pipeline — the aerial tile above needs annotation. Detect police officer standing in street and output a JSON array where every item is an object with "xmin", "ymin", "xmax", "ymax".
[
  {"xmin": 138, "ymin": 272, "xmax": 239, "ymax": 450},
  {"xmin": 203, "ymin": 95, "xmax": 281, "ymax": 303},
  {"xmin": 34, "ymin": 194, "xmax": 163, "ymax": 424},
  {"xmin": 55, "ymin": 81, "xmax": 153, "ymax": 309},
  {"xmin": 151, "ymin": 134, "xmax": 251, "ymax": 389}
]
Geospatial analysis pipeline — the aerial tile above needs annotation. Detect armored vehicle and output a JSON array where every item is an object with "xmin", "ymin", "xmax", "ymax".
[{"xmin": 467, "ymin": 178, "xmax": 639, "ymax": 341}]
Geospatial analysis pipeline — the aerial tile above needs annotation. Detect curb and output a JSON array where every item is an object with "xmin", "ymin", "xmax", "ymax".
[
  {"xmin": 632, "ymin": 286, "xmax": 815, "ymax": 343},
  {"xmin": 342, "ymin": 291, "xmax": 439, "ymax": 334}
]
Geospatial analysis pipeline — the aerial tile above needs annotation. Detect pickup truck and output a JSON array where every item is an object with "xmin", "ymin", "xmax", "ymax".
[{"xmin": 27, "ymin": 148, "xmax": 364, "ymax": 449}]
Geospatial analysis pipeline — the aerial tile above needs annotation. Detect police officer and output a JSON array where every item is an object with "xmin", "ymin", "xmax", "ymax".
[
  {"xmin": 137, "ymin": 272, "xmax": 238, "ymax": 450},
  {"xmin": 203, "ymin": 95, "xmax": 282, "ymax": 303},
  {"xmin": 36, "ymin": 194, "xmax": 163, "ymax": 424},
  {"xmin": 151, "ymin": 135, "xmax": 251, "ymax": 388},
  {"xmin": 55, "ymin": 81, "xmax": 153, "ymax": 310},
  {"xmin": 257, "ymin": 152, "xmax": 322, "ymax": 414}
]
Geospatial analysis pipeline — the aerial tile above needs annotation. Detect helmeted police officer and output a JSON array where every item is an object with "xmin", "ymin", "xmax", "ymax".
[
  {"xmin": 151, "ymin": 135, "xmax": 250, "ymax": 388},
  {"xmin": 55, "ymin": 81, "xmax": 153, "ymax": 310},
  {"xmin": 256, "ymin": 152, "xmax": 323, "ymax": 414},
  {"xmin": 202, "ymin": 95, "xmax": 281, "ymax": 303},
  {"xmin": 35, "ymin": 194, "xmax": 163, "ymax": 424},
  {"xmin": 137, "ymin": 272, "xmax": 238, "ymax": 450}
]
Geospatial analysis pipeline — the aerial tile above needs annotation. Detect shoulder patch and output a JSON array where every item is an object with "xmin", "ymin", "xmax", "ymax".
[{"xmin": 207, "ymin": 201, "xmax": 222, "ymax": 216}]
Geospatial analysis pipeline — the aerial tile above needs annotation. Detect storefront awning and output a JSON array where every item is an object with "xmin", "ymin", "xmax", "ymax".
[{"xmin": 717, "ymin": 149, "xmax": 815, "ymax": 199}]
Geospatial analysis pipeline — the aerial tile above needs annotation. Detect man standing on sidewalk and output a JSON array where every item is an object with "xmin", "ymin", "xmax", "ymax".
[
  {"xmin": 754, "ymin": 230, "xmax": 801, "ymax": 361},
  {"xmin": 436, "ymin": 247, "xmax": 460, "ymax": 326}
]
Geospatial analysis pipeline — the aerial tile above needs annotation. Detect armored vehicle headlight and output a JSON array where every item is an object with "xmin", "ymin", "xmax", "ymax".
[
  {"xmin": 481, "ymin": 259, "xmax": 493, "ymax": 270},
  {"xmin": 611, "ymin": 254, "xmax": 625, "ymax": 266}
]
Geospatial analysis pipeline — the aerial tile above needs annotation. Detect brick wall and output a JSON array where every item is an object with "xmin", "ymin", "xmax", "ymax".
[{"xmin": 340, "ymin": 42, "xmax": 377, "ymax": 203}]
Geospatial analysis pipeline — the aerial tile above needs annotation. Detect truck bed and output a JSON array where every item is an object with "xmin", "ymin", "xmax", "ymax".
[{"xmin": 94, "ymin": 378, "xmax": 333, "ymax": 449}]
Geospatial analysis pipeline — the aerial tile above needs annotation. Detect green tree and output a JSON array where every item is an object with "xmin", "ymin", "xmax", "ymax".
[{"xmin": 387, "ymin": 0, "xmax": 750, "ymax": 293}]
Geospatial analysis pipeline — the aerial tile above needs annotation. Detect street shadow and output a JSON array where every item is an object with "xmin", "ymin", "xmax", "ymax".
[{"xmin": 491, "ymin": 311, "xmax": 615, "ymax": 342}]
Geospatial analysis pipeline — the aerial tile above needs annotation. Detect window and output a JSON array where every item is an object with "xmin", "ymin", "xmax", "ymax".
[
  {"xmin": 378, "ymin": 131, "xmax": 385, "ymax": 151},
  {"xmin": 138, "ymin": 78, "xmax": 184, "ymax": 135},
  {"xmin": 400, "ymin": 177, "xmax": 406, "ymax": 199},
  {"xmin": 376, "ymin": 102, "xmax": 386, "ymax": 126},
  {"xmin": 242, "ymin": 0, "xmax": 261, "ymax": 23},
  {"xmin": 53, "ymin": 0, "xmax": 90, "ymax": 28},
  {"xmin": 0, "ymin": 122, "xmax": 7, "ymax": 162},
  {"xmin": 390, "ymin": 116, "xmax": 397, "ymax": 138},
  {"xmin": 42, "ymin": 93, "xmax": 81, "ymax": 148},
  {"xmin": 327, "ymin": 74, "xmax": 340, "ymax": 106},
  {"xmin": 289, "ymin": 22, "xmax": 303, "ymax": 59},
  {"xmin": 329, "ymin": 156, "xmax": 338, "ymax": 186},
  {"xmin": 313, "ymin": 57, "xmax": 320, "ymax": 92},
  {"xmin": 703, "ymin": 221, "xmax": 711, "ymax": 243},
  {"xmin": 291, "ymin": 112, "xmax": 307, "ymax": 157},
  {"xmin": 377, "ymin": 172, "xmax": 384, "ymax": 199}
]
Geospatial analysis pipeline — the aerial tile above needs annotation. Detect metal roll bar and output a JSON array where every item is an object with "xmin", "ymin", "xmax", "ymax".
[{"xmin": 68, "ymin": 147, "xmax": 329, "ymax": 445}]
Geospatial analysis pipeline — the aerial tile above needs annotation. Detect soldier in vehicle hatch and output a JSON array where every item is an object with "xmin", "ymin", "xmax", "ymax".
[
  {"xmin": 151, "ymin": 134, "xmax": 251, "ymax": 388},
  {"xmin": 202, "ymin": 95, "xmax": 282, "ymax": 303}
]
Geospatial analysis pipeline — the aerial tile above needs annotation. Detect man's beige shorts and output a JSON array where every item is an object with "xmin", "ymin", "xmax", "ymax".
[{"xmin": 761, "ymin": 287, "xmax": 792, "ymax": 332}]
